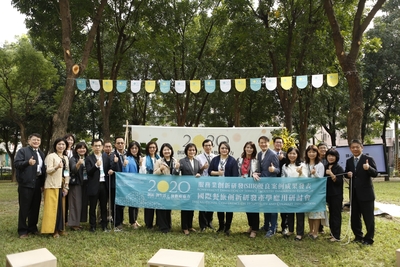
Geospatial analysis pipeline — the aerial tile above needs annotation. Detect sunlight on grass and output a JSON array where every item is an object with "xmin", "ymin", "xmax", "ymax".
[{"xmin": 1, "ymin": 181, "xmax": 400, "ymax": 266}]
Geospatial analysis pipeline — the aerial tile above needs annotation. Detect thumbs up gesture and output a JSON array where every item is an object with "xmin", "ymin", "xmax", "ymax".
[
  {"xmin": 296, "ymin": 166, "xmax": 303, "ymax": 176},
  {"xmin": 268, "ymin": 162, "xmax": 275, "ymax": 173},
  {"xmin": 326, "ymin": 165, "xmax": 333, "ymax": 176},
  {"xmin": 29, "ymin": 156, "xmax": 36, "ymax": 166},
  {"xmin": 363, "ymin": 159, "xmax": 370, "ymax": 170},
  {"xmin": 311, "ymin": 166, "xmax": 316, "ymax": 175},
  {"xmin": 114, "ymin": 154, "xmax": 119, "ymax": 163}
]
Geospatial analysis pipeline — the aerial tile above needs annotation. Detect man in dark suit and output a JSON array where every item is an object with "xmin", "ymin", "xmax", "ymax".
[
  {"xmin": 272, "ymin": 136, "xmax": 288, "ymax": 234},
  {"xmin": 345, "ymin": 139, "xmax": 378, "ymax": 245},
  {"xmin": 86, "ymin": 139, "xmax": 111, "ymax": 232},
  {"xmin": 14, "ymin": 133, "xmax": 46, "ymax": 238},
  {"xmin": 108, "ymin": 136, "xmax": 128, "ymax": 230},
  {"xmin": 257, "ymin": 136, "xmax": 280, "ymax": 238}
]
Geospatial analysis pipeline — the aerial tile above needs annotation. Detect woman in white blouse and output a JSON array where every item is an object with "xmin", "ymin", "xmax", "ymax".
[
  {"xmin": 304, "ymin": 145, "xmax": 325, "ymax": 240},
  {"xmin": 281, "ymin": 147, "xmax": 307, "ymax": 241}
]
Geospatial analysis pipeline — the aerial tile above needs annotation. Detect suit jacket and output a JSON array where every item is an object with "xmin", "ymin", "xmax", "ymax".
[
  {"xmin": 85, "ymin": 153, "xmax": 111, "ymax": 196},
  {"xmin": 208, "ymin": 155, "xmax": 239, "ymax": 177},
  {"xmin": 257, "ymin": 149, "xmax": 280, "ymax": 177},
  {"xmin": 154, "ymin": 158, "xmax": 180, "ymax": 175},
  {"xmin": 69, "ymin": 156, "xmax": 86, "ymax": 185},
  {"xmin": 109, "ymin": 149, "xmax": 125, "ymax": 188},
  {"xmin": 345, "ymin": 154, "xmax": 378, "ymax": 202},
  {"xmin": 14, "ymin": 146, "xmax": 46, "ymax": 188},
  {"xmin": 325, "ymin": 163, "xmax": 344, "ymax": 197},
  {"xmin": 179, "ymin": 157, "xmax": 201, "ymax": 176},
  {"xmin": 237, "ymin": 158, "xmax": 259, "ymax": 177}
]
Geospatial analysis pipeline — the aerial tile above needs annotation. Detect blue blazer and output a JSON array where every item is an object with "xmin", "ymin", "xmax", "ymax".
[
  {"xmin": 208, "ymin": 155, "xmax": 239, "ymax": 177},
  {"xmin": 123, "ymin": 156, "xmax": 139, "ymax": 173},
  {"xmin": 257, "ymin": 149, "xmax": 280, "ymax": 177}
]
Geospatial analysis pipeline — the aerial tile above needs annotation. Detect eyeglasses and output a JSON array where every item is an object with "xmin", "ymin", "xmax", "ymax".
[
  {"xmin": 149, "ymin": 146, "xmax": 156, "ymax": 149},
  {"xmin": 116, "ymin": 142, "xmax": 124, "ymax": 145}
]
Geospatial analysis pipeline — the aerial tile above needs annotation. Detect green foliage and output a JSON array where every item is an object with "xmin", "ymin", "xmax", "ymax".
[{"xmin": 271, "ymin": 127, "xmax": 298, "ymax": 152}]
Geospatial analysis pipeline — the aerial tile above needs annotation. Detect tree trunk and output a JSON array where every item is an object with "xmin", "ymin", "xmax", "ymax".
[
  {"xmin": 323, "ymin": 0, "xmax": 386, "ymax": 143},
  {"xmin": 51, "ymin": 0, "xmax": 107, "ymax": 143}
]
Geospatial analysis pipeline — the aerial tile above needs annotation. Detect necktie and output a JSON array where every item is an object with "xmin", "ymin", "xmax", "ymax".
[{"xmin": 354, "ymin": 157, "xmax": 359, "ymax": 167}]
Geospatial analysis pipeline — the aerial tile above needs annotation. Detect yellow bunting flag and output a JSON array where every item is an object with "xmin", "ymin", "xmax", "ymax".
[
  {"xmin": 235, "ymin": 79, "xmax": 246, "ymax": 92},
  {"xmin": 145, "ymin": 80, "xmax": 156, "ymax": 93},
  {"xmin": 190, "ymin": 80, "xmax": 201, "ymax": 93},
  {"xmin": 103, "ymin": 80, "xmax": 113, "ymax": 92},
  {"xmin": 327, "ymin": 73, "xmax": 339, "ymax": 87},
  {"xmin": 280, "ymin": 76, "xmax": 292, "ymax": 90}
]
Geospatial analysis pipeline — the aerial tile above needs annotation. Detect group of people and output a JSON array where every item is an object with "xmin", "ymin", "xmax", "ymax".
[{"xmin": 15, "ymin": 133, "xmax": 378, "ymax": 245}]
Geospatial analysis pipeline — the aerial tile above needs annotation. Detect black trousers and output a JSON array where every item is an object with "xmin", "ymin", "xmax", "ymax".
[
  {"xmin": 198, "ymin": 211, "xmax": 213, "ymax": 229},
  {"xmin": 89, "ymin": 183, "xmax": 108, "ymax": 229},
  {"xmin": 280, "ymin": 213, "xmax": 289, "ymax": 231},
  {"xmin": 181, "ymin": 210, "xmax": 194, "ymax": 230},
  {"xmin": 351, "ymin": 190, "xmax": 375, "ymax": 243},
  {"xmin": 327, "ymin": 195, "xmax": 343, "ymax": 239},
  {"xmin": 246, "ymin": 212, "xmax": 260, "ymax": 231},
  {"xmin": 17, "ymin": 180, "xmax": 42, "ymax": 236},
  {"xmin": 156, "ymin": 209, "xmax": 171, "ymax": 233},
  {"xmin": 128, "ymin": 207, "xmax": 139, "ymax": 224},
  {"xmin": 110, "ymin": 186, "xmax": 124, "ymax": 227},
  {"xmin": 217, "ymin": 212, "xmax": 233, "ymax": 231},
  {"xmin": 287, "ymin": 213, "xmax": 305, "ymax": 236},
  {"xmin": 144, "ymin": 208, "xmax": 156, "ymax": 228}
]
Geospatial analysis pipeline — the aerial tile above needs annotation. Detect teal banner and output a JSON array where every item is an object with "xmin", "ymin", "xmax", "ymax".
[{"xmin": 115, "ymin": 173, "xmax": 327, "ymax": 213}]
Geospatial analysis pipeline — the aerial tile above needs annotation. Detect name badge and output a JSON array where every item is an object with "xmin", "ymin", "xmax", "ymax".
[
  {"xmin": 63, "ymin": 169, "xmax": 70, "ymax": 177},
  {"xmin": 100, "ymin": 169, "xmax": 105, "ymax": 176}
]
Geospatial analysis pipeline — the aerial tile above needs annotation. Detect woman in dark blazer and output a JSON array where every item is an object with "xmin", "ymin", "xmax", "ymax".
[
  {"xmin": 68, "ymin": 142, "xmax": 89, "ymax": 231},
  {"xmin": 208, "ymin": 141, "xmax": 239, "ymax": 236},
  {"xmin": 325, "ymin": 148, "xmax": 344, "ymax": 242},
  {"xmin": 179, "ymin": 143, "xmax": 201, "ymax": 235}
]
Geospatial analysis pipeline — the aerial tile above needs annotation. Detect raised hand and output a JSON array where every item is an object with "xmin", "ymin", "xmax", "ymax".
[
  {"xmin": 296, "ymin": 166, "xmax": 302, "ymax": 176},
  {"xmin": 268, "ymin": 162, "xmax": 275, "ymax": 173},
  {"xmin": 114, "ymin": 154, "xmax": 119, "ymax": 163},
  {"xmin": 29, "ymin": 156, "xmax": 36, "ymax": 166},
  {"xmin": 311, "ymin": 166, "xmax": 316, "ymax": 175},
  {"xmin": 363, "ymin": 159, "xmax": 370, "ymax": 170}
]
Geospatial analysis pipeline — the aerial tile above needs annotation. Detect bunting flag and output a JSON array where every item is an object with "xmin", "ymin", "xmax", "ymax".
[
  {"xmin": 76, "ymin": 78, "xmax": 86, "ymax": 91},
  {"xmin": 220, "ymin": 79, "xmax": 231, "ymax": 92},
  {"xmin": 76, "ymin": 73, "xmax": 339, "ymax": 94},
  {"xmin": 116, "ymin": 80, "xmax": 127, "ymax": 93},
  {"xmin": 250, "ymin": 78, "xmax": 261, "ymax": 91},
  {"xmin": 103, "ymin": 80, "xmax": 113, "ymax": 92},
  {"xmin": 205, "ymin": 80, "xmax": 216, "ymax": 93},
  {"xmin": 235, "ymin": 79, "xmax": 246, "ymax": 92},
  {"xmin": 160, "ymin": 80, "xmax": 170, "ymax": 93},
  {"xmin": 312, "ymin": 74, "xmax": 323, "ymax": 88},
  {"xmin": 296, "ymin": 75, "xmax": 308, "ymax": 89},
  {"xmin": 281, "ymin": 76, "xmax": 292, "ymax": 90},
  {"xmin": 175, "ymin": 80, "xmax": 186, "ymax": 94},
  {"xmin": 145, "ymin": 80, "xmax": 155, "ymax": 93},
  {"xmin": 190, "ymin": 80, "xmax": 201, "ymax": 93},
  {"xmin": 265, "ymin": 77, "xmax": 277, "ymax": 91},
  {"xmin": 131, "ymin": 80, "xmax": 141, "ymax": 93},
  {"xmin": 89, "ymin": 79, "xmax": 100, "ymax": 91},
  {"xmin": 327, "ymin": 73, "xmax": 339, "ymax": 87}
]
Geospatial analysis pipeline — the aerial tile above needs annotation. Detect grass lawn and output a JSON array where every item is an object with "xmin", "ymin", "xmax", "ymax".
[{"xmin": 1, "ymin": 179, "xmax": 399, "ymax": 267}]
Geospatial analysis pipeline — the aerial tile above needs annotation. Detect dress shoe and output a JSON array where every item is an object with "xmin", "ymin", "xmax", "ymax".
[
  {"xmin": 362, "ymin": 241, "xmax": 373, "ymax": 246},
  {"xmin": 200, "ymin": 228, "xmax": 206, "ymax": 232},
  {"xmin": 224, "ymin": 230, "xmax": 231, "ymax": 236},
  {"xmin": 19, "ymin": 234, "xmax": 29, "ymax": 239},
  {"xmin": 352, "ymin": 238, "xmax": 363, "ymax": 243},
  {"xmin": 29, "ymin": 231, "xmax": 40, "ymax": 235},
  {"xmin": 216, "ymin": 227, "xmax": 224, "ymax": 233},
  {"xmin": 89, "ymin": 227, "xmax": 96, "ymax": 232}
]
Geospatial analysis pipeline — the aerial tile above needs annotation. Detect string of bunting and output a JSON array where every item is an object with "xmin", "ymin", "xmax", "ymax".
[{"xmin": 74, "ymin": 73, "xmax": 339, "ymax": 93}]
